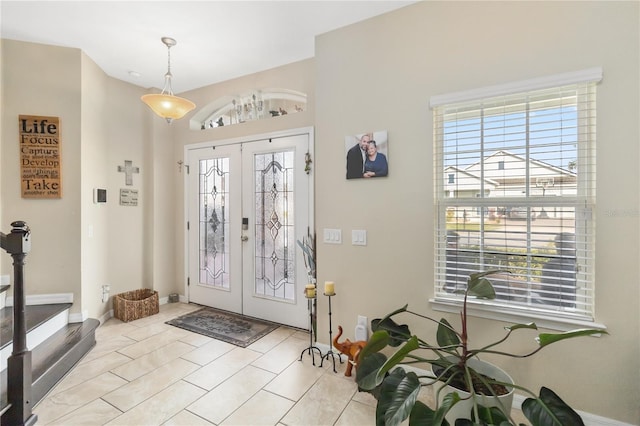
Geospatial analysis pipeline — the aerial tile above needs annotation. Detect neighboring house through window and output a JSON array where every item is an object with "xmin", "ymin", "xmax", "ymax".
[{"xmin": 431, "ymin": 68, "xmax": 601, "ymax": 324}]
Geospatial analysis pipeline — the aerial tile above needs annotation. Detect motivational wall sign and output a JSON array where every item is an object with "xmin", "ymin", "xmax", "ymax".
[{"xmin": 19, "ymin": 115, "xmax": 61, "ymax": 198}]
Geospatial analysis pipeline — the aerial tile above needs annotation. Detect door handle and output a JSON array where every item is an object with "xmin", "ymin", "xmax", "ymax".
[{"xmin": 241, "ymin": 235, "xmax": 249, "ymax": 242}]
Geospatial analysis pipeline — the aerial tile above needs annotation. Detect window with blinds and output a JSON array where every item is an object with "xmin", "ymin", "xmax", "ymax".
[{"xmin": 432, "ymin": 69, "xmax": 600, "ymax": 321}]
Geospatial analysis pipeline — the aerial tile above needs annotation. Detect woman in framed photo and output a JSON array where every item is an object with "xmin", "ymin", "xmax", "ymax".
[{"xmin": 363, "ymin": 140, "xmax": 388, "ymax": 178}]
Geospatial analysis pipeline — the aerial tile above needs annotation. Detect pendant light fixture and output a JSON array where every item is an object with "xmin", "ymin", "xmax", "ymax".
[{"xmin": 141, "ymin": 37, "xmax": 196, "ymax": 124}]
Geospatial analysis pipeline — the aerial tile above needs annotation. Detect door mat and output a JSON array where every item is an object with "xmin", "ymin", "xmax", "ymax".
[{"xmin": 165, "ymin": 307, "xmax": 279, "ymax": 348}]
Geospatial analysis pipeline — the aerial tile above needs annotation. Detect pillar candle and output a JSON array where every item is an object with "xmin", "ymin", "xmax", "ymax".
[
  {"xmin": 324, "ymin": 281, "xmax": 335, "ymax": 295},
  {"xmin": 305, "ymin": 284, "xmax": 316, "ymax": 298}
]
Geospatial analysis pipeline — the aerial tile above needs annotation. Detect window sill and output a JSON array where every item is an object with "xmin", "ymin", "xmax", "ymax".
[{"xmin": 429, "ymin": 298, "xmax": 607, "ymax": 333}]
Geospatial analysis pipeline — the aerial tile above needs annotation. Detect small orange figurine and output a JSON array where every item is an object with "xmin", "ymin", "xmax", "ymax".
[{"xmin": 332, "ymin": 325, "xmax": 367, "ymax": 377}]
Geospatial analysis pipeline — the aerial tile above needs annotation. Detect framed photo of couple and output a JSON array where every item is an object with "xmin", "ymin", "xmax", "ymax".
[{"xmin": 345, "ymin": 130, "xmax": 389, "ymax": 180}]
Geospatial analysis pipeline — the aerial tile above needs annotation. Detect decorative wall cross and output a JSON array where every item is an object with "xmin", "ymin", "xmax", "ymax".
[{"xmin": 118, "ymin": 160, "xmax": 140, "ymax": 186}]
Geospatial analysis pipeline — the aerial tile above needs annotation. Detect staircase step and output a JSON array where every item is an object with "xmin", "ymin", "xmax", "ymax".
[
  {"xmin": 1, "ymin": 303, "xmax": 72, "ymax": 351},
  {"xmin": 31, "ymin": 318, "xmax": 99, "ymax": 403},
  {"xmin": 0, "ymin": 319, "xmax": 99, "ymax": 418},
  {"xmin": 0, "ymin": 307, "xmax": 99, "ymax": 420}
]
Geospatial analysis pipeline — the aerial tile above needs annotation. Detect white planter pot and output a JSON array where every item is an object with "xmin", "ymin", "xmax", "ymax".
[{"xmin": 431, "ymin": 357, "xmax": 515, "ymax": 423}]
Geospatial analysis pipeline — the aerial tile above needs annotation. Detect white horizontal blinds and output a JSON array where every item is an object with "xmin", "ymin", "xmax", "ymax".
[{"xmin": 434, "ymin": 76, "xmax": 597, "ymax": 320}]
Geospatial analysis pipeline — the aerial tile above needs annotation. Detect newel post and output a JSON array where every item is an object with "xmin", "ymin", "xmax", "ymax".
[{"xmin": 0, "ymin": 221, "xmax": 37, "ymax": 426}]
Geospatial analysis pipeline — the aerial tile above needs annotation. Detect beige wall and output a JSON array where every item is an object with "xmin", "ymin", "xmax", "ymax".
[
  {"xmin": 1, "ymin": 1, "xmax": 638, "ymax": 422},
  {"xmin": 1, "ymin": 39, "xmax": 158, "ymax": 320},
  {"xmin": 80, "ymin": 51, "xmax": 109, "ymax": 318},
  {"xmin": 1, "ymin": 40, "xmax": 83, "ymax": 308},
  {"xmin": 314, "ymin": 1, "xmax": 638, "ymax": 423}
]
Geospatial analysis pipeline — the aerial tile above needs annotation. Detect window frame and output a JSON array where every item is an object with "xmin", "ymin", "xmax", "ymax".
[{"xmin": 430, "ymin": 68, "xmax": 603, "ymax": 331}]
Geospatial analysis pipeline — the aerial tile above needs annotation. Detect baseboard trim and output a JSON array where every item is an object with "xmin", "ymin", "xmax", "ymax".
[
  {"xmin": 98, "ymin": 309, "xmax": 113, "ymax": 325},
  {"xmin": 68, "ymin": 310, "xmax": 88, "ymax": 323},
  {"xmin": 6, "ymin": 292, "xmax": 73, "ymax": 306}
]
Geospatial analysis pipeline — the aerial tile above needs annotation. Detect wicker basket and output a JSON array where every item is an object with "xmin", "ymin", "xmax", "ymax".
[{"xmin": 113, "ymin": 289, "xmax": 159, "ymax": 322}]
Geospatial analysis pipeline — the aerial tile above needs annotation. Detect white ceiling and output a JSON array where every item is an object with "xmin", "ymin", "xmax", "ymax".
[{"xmin": 1, "ymin": 1, "xmax": 415, "ymax": 94}]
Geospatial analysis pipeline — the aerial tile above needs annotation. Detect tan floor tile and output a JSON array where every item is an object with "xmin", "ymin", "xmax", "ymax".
[
  {"xmin": 111, "ymin": 340, "xmax": 196, "ymax": 381},
  {"xmin": 281, "ymin": 373, "xmax": 357, "ymax": 426},
  {"xmin": 94, "ymin": 321, "xmax": 139, "ymax": 341},
  {"xmin": 105, "ymin": 380, "xmax": 206, "ymax": 426},
  {"xmin": 290, "ymin": 329, "xmax": 309, "ymax": 340},
  {"xmin": 103, "ymin": 357, "xmax": 200, "ymax": 412},
  {"xmin": 45, "ymin": 398, "xmax": 122, "ymax": 425},
  {"xmin": 176, "ymin": 329, "xmax": 213, "ymax": 347},
  {"xmin": 263, "ymin": 357, "xmax": 325, "ymax": 401},
  {"xmin": 34, "ymin": 304, "xmax": 530, "ymax": 426},
  {"xmin": 220, "ymin": 390, "xmax": 294, "ymax": 425},
  {"xmin": 246, "ymin": 326, "xmax": 295, "ymax": 353},
  {"xmin": 163, "ymin": 410, "xmax": 214, "ymax": 425},
  {"xmin": 251, "ymin": 335, "xmax": 309, "ymax": 374},
  {"xmin": 80, "ymin": 334, "xmax": 137, "ymax": 364},
  {"xmin": 351, "ymin": 388, "xmax": 377, "ymax": 407},
  {"xmin": 187, "ymin": 365, "xmax": 276, "ymax": 424},
  {"xmin": 180, "ymin": 338, "xmax": 236, "ymax": 366},
  {"xmin": 335, "ymin": 399, "xmax": 376, "ymax": 425},
  {"xmin": 117, "ymin": 328, "xmax": 185, "ymax": 358},
  {"xmin": 122, "ymin": 321, "xmax": 174, "ymax": 342},
  {"xmin": 34, "ymin": 372, "xmax": 127, "ymax": 424},
  {"xmin": 49, "ymin": 351, "xmax": 132, "ymax": 395},
  {"xmin": 183, "ymin": 347, "xmax": 261, "ymax": 390}
]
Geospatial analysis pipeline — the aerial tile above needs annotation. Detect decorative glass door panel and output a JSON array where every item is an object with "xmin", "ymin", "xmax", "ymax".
[
  {"xmin": 253, "ymin": 150, "xmax": 296, "ymax": 301},
  {"xmin": 188, "ymin": 144, "xmax": 242, "ymax": 314},
  {"xmin": 199, "ymin": 157, "xmax": 230, "ymax": 289}
]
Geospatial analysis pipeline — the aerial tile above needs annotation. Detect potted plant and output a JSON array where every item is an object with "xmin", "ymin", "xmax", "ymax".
[{"xmin": 356, "ymin": 270, "xmax": 607, "ymax": 426}]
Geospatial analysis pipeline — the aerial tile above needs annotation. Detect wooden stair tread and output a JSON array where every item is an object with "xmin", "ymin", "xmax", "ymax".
[{"xmin": 0, "ymin": 303, "xmax": 72, "ymax": 350}]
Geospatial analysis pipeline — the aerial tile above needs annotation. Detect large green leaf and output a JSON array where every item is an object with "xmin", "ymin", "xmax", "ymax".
[
  {"xmin": 522, "ymin": 387, "xmax": 584, "ymax": 426},
  {"xmin": 360, "ymin": 329, "xmax": 391, "ymax": 361},
  {"xmin": 372, "ymin": 314, "xmax": 412, "ymax": 347},
  {"xmin": 536, "ymin": 329, "xmax": 607, "ymax": 347},
  {"xmin": 356, "ymin": 352, "xmax": 388, "ymax": 391},
  {"xmin": 409, "ymin": 400, "xmax": 444, "ymax": 426},
  {"xmin": 432, "ymin": 392, "xmax": 461, "ymax": 425},
  {"xmin": 467, "ymin": 269, "xmax": 512, "ymax": 299},
  {"xmin": 472, "ymin": 404, "xmax": 511, "ymax": 425},
  {"xmin": 377, "ymin": 336, "xmax": 420, "ymax": 383},
  {"xmin": 467, "ymin": 277, "xmax": 496, "ymax": 299},
  {"xmin": 505, "ymin": 322, "xmax": 538, "ymax": 332},
  {"xmin": 437, "ymin": 318, "xmax": 461, "ymax": 348},
  {"xmin": 376, "ymin": 369, "xmax": 422, "ymax": 426}
]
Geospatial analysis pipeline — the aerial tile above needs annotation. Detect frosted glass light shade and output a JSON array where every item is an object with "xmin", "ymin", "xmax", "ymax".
[{"xmin": 141, "ymin": 93, "xmax": 196, "ymax": 121}]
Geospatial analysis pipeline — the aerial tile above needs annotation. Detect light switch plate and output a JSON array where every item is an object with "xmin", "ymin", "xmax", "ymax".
[
  {"xmin": 323, "ymin": 228, "xmax": 342, "ymax": 244},
  {"xmin": 352, "ymin": 230, "xmax": 367, "ymax": 246}
]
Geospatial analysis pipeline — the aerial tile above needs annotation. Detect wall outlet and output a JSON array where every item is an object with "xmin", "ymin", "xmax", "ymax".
[
  {"xmin": 102, "ymin": 284, "xmax": 110, "ymax": 303},
  {"xmin": 355, "ymin": 315, "xmax": 368, "ymax": 341}
]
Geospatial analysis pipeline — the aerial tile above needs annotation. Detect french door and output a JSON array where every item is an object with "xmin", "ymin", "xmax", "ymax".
[{"xmin": 186, "ymin": 131, "xmax": 312, "ymax": 329}]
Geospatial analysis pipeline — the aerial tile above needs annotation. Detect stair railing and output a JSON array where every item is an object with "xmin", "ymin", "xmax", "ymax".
[{"xmin": 0, "ymin": 221, "xmax": 37, "ymax": 426}]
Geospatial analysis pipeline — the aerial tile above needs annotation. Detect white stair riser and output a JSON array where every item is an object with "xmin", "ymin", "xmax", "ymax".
[{"xmin": 1, "ymin": 308, "xmax": 69, "ymax": 372}]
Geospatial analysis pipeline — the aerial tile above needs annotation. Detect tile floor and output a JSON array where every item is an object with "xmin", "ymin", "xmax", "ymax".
[
  {"xmin": 33, "ymin": 302, "xmax": 526, "ymax": 426},
  {"xmin": 33, "ymin": 302, "xmax": 383, "ymax": 425}
]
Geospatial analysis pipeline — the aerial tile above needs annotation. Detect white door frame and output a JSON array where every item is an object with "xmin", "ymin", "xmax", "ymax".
[{"xmin": 182, "ymin": 126, "xmax": 315, "ymax": 317}]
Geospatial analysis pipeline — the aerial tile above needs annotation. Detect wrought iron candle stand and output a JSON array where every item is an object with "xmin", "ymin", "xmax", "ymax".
[
  {"xmin": 299, "ymin": 286, "xmax": 321, "ymax": 365},
  {"xmin": 320, "ymin": 292, "xmax": 343, "ymax": 373}
]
